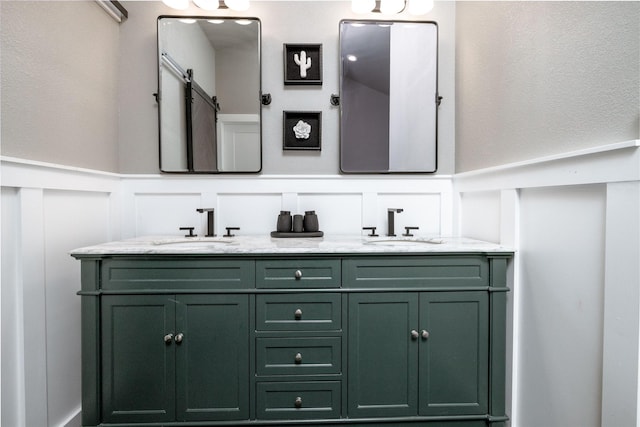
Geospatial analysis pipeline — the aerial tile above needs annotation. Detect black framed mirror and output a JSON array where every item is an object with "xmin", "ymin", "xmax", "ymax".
[
  {"xmin": 339, "ymin": 20, "xmax": 439, "ymax": 173},
  {"xmin": 157, "ymin": 16, "xmax": 262, "ymax": 173}
]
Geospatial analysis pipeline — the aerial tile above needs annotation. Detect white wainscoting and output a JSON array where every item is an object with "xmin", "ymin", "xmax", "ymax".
[
  {"xmin": 1, "ymin": 156, "xmax": 454, "ymax": 427},
  {"xmin": 454, "ymin": 140, "xmax": 640, "ymax": 427},
  {"xmin": 6, "ymin": 140, "xmax": 637, "ymax": 427},
  {"xmin": 1, "ymin": 158, "xmax": 121, "ymax": 427},
  {"xmin": 121, "ymin": 174, "xmax": 454, "ymax": 238}
]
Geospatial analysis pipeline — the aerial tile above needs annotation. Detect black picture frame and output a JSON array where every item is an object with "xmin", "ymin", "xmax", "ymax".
[
  {"xmin": 284, "ymin": 44, "xmax": 322, "ymax": 85},
  {"xmin": 283, "ymin": 111, "xmax": 322, "ymax": 151}
]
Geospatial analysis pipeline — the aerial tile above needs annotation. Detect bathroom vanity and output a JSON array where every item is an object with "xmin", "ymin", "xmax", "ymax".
[{"xmin": 72, "ymin": 236, "xmax": 512, "ymax": 427}]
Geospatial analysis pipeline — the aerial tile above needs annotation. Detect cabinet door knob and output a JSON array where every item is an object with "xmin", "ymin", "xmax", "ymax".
[
  {"xmin": 294, "ymin": 396, "xmax": 303, "ymax": 408},
  {"xmin": 294, "ymin": 352, "xmax": 303, "ymax": 364},
  {"xmin": 421, "ymin": 330, "xmax": 430, "ymax": 340},
  {"xmin": 410, "ymin": 330, "xmax": 419, "ymax": 340},
  {"xmin": 295, "ymin": 270, "xmax": 303, "ymax": 279},
  {"xmin": 175, "ymin": 333, "xmax": 184, "ymax": 344},
  {"xmin": 164, "ymin": 333, "xmax": 174, "ymax": 344},
  {"xmin": 294, "ymin": 309, "xmax": 303, "ymax": 320}
]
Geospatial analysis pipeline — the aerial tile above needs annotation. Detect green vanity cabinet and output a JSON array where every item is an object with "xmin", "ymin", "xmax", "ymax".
[
  {"xmin": 74, "ymin": 246, "xmax": 511, "ymax": 427},
  {"xmin": 101, "ymin": 295, "xmax": 176, "ymax": 424},
  {"xmin": 101, "ymin": 294, "xmax": 249, "ymax": 424},
  {"xmin": 348, "ymin": 292, "xmax": 488, "ymax": 418}
]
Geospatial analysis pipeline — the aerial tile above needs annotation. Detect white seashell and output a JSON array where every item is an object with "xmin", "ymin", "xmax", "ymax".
[{"xmin": 293, "ymin": 120, "xmax": 312, "ymax": 139}]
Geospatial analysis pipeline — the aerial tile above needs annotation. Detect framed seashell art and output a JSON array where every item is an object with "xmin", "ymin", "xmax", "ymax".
[{"xmin": 283, "ymin": 111, "xmax": 322, "ymax": 151}]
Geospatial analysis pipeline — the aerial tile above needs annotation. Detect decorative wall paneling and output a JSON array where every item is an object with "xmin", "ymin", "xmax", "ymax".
[
  {"xmin": 454, "ymin": 139, "xmax": 640, "ymax": 427},
  {"xmin": 1, "ymin": 157, "xmax": 121, "ymax": 427},
  {"xmin": 121, "ymin": 175, "xmax": 454, "ymax": 238}
]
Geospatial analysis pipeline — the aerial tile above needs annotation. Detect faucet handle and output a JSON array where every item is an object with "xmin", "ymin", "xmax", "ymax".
[
  {"xmin": 179, "ymin": 227, "xmax": 196, "ymax": 237},
  {"xmin": 224, "ymin": 227, "xmax": 240, "ymax": 237},
  {"xmin": 363, "ymin": 226, "xmax": 378, "ymax": 237},
  {"xmin": 403, "ymin": 226, "xmax": 419, "ymax": 237}
]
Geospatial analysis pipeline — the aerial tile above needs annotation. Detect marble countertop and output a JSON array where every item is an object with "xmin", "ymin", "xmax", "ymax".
[{"xmin": 70, "ymin": 235, "xmax": 514, "ymax": 257}]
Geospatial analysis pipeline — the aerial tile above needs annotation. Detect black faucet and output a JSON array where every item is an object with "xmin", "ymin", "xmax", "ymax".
[
  {"xmin": 196, "ymin": 208, "xmax": 215, "ymax": 237},
  {"xmin": 387, "ymin": 208, "xmax": 404, "ymax": 236}
]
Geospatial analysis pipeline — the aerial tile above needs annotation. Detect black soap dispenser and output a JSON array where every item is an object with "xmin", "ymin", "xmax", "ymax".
[
  {"xmin": 303, "ymin": 211, "xmax": 319, "ymax": 232},
  {"xmin": 276, "ymin": 211, "xmax": 292, "ymax": 232}
]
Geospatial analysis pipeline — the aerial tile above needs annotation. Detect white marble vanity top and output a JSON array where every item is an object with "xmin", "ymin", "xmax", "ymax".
[{"xmin": 70, "ymin": 235, "xmax": 513, "ymax": 256}]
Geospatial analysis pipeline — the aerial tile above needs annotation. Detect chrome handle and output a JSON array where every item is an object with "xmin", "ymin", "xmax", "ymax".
[
  {"xmin": 294, "ymin": 396, "xmax": 303, "ymax": 408},
  {"xmin": 411, "ymin": 330, "xmax": 419, "ymax": 340},
  {"xmin": 295, "ymin": 270, "xmax": 303, "ymax": 279},
  {"xmin": 164, "ymin": 333, "xmax": 174, "ymax": 344},
  {"xmin": 294, "ymin": 353, "xmax": 302, "ymax": 364},
  {"xmin": 421, "ymin": 330, "xmax": 430, "ymax": 340},
  {"xmin": 294, "ymin": 309, "xmax": 303, "ymax": 320},
  {"xmin": 175, "ymin": 333, "xmax": 184, "ymax": 344}
]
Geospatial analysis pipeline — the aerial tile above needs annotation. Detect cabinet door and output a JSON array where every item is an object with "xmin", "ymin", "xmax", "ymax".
[
  {"xmin": 101, "ymin": 295, "xmax": 176, "ymax": 423},
  {"xmin": 348, "ymin": 293, "xmax": 418, "ymax": 418},
  {"xmin": 419, "ymin": 292, "xmax": 489, "ymax": 416},
  {"xmin": 175, "ymin": 294, "xmax": 249, "ymax": 421}
]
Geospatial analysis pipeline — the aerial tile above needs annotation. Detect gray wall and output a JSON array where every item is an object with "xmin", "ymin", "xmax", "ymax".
[
  {"xmin": 118, "ymin": 1, "xmax": 457, "ymax": 175},
  {"xmin": 455, "ymin": 1, "xmax": 640, "ymax": 172},
  {"xmin": 1, "ymin": 1, "xmax": 456, "ymax": 175},
  {"xmin": 1, "ymin": 1, "xmax": 120, "ymax": 173}
]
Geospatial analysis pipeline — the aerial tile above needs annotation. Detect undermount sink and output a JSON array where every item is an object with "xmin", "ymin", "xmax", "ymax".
[
  {"xmin": 152, "ymin": 237, "xmax": 234, "ymax": 246},
  {"xmin": 365, "ymin": 238, "xmax": 444, "ymax": 246}
]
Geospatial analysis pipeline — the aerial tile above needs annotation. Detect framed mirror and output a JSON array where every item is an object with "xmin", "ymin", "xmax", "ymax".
[
  {"xmin": 157, "ymin": 16, "xmax": 262, "ymax": 173},
  {"xmin": 339, "ymin": 20, "xmax": 439, "ymax": 173}
]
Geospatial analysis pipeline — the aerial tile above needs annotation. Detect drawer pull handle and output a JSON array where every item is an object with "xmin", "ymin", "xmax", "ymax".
[
  {"xmin": 421, "ymin": 330, "xmax": 430, "ymax": 340},
  {"xmin": 175, "ymin": 333, "xmax": 184, "ymax": 344},
  {"xmin": 294, "ymin": 396, "xmax": 303, "ymax": 408},
  {"xmin": 163, "ymin": 333, "xmax": 174, "ymax": 344},
  {"xmin": 294, "ymin": 309, "xmax": 303, "ymax": 320},
  {"xmin": 294, "ymin": 353, "xmax": 303, "ymax": 363},
  {"xmin": 295, "ymin": 270, "xmax": 303, "ymax": 279},
  {"xmin": 410, "ymin": 330, "xmax": 419, "ymax": 340}
]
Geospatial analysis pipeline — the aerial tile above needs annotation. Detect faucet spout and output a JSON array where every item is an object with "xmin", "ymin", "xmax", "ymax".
[
  {"xmin": 387, "ymin": 208, "xmax": 403, "ymax": 237},
  {"xmin": 197, "ymin": 208, "xmax": 216, "ymax": 237}
]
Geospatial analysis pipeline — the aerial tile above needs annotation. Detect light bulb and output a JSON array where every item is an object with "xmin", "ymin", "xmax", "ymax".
[
  {"xmin": 224, "ymin": 0, "xmax": 250, "ymax": 11},
  {"xmin": 193, "ymin": 0, "xmax": 219, "ymax": 10},
  {"xmin": 162, "ymin": 0, "xmax": 189, "ymax": 10},
  {"xmin": 351, "ymin": 0, "xmax": 375, "ymax": 14},
  {"xmin": 407, "ymin": 0, "xmax": 434, "ymax": 15},
  {"xmin": 380, "ymin": 0, "xmax": 405, "ymax": 15}
]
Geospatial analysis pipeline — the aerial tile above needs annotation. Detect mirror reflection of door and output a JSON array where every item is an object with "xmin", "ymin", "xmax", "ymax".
[
  {"xmin": 157, "ymin": 17, "xmax": 261, "ymax": 173},
  {"xmin": 340, "ymin": 20, "xmax": 438, "ymax": 173}
]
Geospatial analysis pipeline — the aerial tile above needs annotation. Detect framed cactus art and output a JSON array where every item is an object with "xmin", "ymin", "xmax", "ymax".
[{"xmin": 284, "ymin": 44, "xmax": 322, "ymax": 85}]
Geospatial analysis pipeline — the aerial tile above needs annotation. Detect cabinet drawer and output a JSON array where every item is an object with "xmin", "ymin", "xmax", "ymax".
[
  {"xmin": 256, "ymin": 381, "xmax": 341, "ymax": 420},
  {"xmin": 256, "ymin": 337, "xmax": 341, "ymax": 376},
  {"xmin": 102, "ymin": 259, "xmax": 254, "ymax": 290},
  {"xmin": 256, "ymin": 259, "xmax": 341, "ymax": 288},
  {"xmin": 256, "ymin": 293, "xmax": 341, "ymax": 331},
  {"xmin": 343, "ymin": 256, "xmax": 489, "ymax": 289}
]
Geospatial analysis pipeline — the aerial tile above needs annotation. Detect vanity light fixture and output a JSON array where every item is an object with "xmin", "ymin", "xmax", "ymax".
[
  {"xmin": 380, "ymin": 0, "xmax": 404, "ymax": 15},
  {"xmin": 162, "ymin": 0, "xmax": 189, "ymax": 10},
  {"xmin": 351, "ymin": 0, "xmax": 434, "ymax": 15},
  {"xmin": 193, "ymin": 0, "xmax": 219, "ymax": 10},
  {"xmin": 352, "ymin": 0, "xmax": 376, "ymax": 14},
  {"xmin": 162, "ymin": 0, "xmax": 251, "ymax": 12}
]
